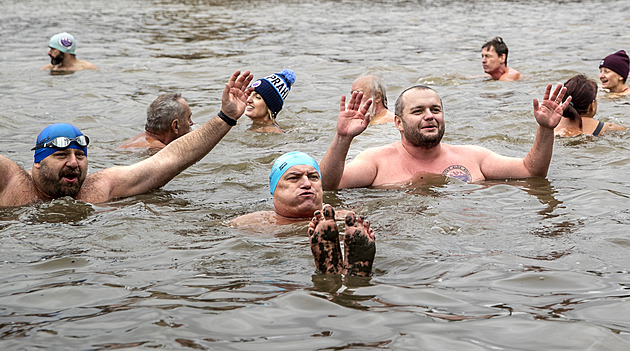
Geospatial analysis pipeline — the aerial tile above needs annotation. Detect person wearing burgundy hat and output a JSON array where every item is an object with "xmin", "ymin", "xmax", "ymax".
[
  {"xmin": 244, "ymin": 69, "xmax": 296, "ymax": 133},
  {"xmin": 599, "ymin": 50, "xmax": 630, "ymax": 95}
]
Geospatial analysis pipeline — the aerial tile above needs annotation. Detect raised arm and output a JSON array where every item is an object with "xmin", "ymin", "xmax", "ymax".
[
  {"xmin": 320, "ymin": 92, "xmax": 372, "ymax": 190},
  {"xmin": 88, "ymin": 70, "xmax": 254, "ymax": 201},
  {"xmin": 480, "ymin": 83, "xmax": 571, "ymax": 179}
]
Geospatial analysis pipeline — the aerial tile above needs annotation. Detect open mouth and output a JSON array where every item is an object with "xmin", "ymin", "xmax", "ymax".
[{"xmin": 62, "ymin": 174, "xmax": 79, "ymax": 183}]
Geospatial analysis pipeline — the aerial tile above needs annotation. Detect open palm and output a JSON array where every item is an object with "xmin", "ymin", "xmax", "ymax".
[
  {"xmin": 221, "ymin": 70, "xmax": 254, "ymax": 120},
  {"xmin": 533, "ymin": 83, "xmax": 571, "ymax": 129},
  {"xmin": 337, "ymin": 91, "xmax": 372, "ymax": 137}
]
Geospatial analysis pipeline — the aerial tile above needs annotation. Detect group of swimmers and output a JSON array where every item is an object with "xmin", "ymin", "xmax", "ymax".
[{"xmin": 6, "ymin": 32, "xmax": 626, "ymax": 276}]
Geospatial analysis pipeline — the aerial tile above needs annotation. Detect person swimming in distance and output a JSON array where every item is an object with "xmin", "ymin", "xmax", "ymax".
[
  {"xmin": 41, "ymin": 32, "xmax": 98, "ymax": 72},
  {"xmin": 599, "ymin": 50, "xmax": 630, "ymax": 95},
  {"xmin": 230, "ymin": 151, "xmax": 375, "ymax": 276},
  {"xmin": 480, "ymin": 37, "xmax": 521, "ymax": 81},
  {"xmin": 350, "ymin": 75, "xmax": 395, "ymax": 125},
  {"xmin": 245, "ymin": 69, "xmax": 296, "ymax": 133},
  {"xmin": 0, "ymin": 70, "xmax": 253, "ymax": 207},
  {"xmin": 118, "ymin": 93, "xmax": 194, "ymax": 151},
  {"xmin": 555, "ymin": 74, "xmax": 626, "ymax": 137}
]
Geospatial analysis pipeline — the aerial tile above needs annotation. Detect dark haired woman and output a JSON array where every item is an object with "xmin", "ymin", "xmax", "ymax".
[{"xmin": 555, "ymin": 74, "xmax": 626, "ymax": 137}]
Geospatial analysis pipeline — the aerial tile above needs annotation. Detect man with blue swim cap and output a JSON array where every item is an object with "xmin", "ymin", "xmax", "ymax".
[
  {"xmin": 42, "ymin": 32, "xmax": 98, "ymax": 71},
  {"xmin": 232, "ymin": 151, "xmax": 375, "ymax": 276},
  {"xmin": 0, "ymin": 70, "xmax": 254, "ymax": 206},
  {"xmin": 29, "ymin": 123, "xmax": 91, "ymax": 199},
  {"xmin": 268, "ymin": 151, "xmax": 328, "ymax": 231}
]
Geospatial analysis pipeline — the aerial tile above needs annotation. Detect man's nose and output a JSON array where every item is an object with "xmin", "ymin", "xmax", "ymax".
[
  {"xmin": 66, "ymin": 154, "xmax": 79, "ymax": 167},
  {"xmin": 300, "ymin": 175, "xmax": 312, "ymax": 187}
]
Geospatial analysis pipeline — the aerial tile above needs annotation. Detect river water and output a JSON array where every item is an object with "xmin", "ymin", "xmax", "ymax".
[{"xmin": 2, "ymin": 0, "xmax": 630, "ymax": 349}]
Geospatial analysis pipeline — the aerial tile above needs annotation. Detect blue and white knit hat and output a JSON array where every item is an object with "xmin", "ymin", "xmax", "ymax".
[{"xmin": 251, "ymin": 69, "xmax": 296, "ymax": 114}]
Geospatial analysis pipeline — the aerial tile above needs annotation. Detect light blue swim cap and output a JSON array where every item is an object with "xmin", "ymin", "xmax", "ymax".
[
  {"xmin": 34, "ymin": 123, "xmax": 87, "ymax": 163},
  {"xmin": 49, "ymin": 32, "xmax": 76, "ymax": 55},
  {"xmin": 269, "ymin": 151, "xmax": 320, "ymax": 195}
]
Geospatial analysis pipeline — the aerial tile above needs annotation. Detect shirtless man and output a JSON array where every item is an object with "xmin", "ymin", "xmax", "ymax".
[
  {"xmin": 231, "ymin": 151, "xmax": 376, "ymax": 276},
  {"xmin": 118, "ymin": 93, "xmax": 194, "ymax": 150},
  {"xmin": 481, "ymin": 37, "xmax": 521, "ymax": 81},
  {"xmin": 320, "ymin": 83, "xmax": 570, "ymax": 190},
  {"xmin": 0, "ymin": 70, "xmax": 252, "ymax": 207},
  {"xmin": 41, "ymin": 32, "xmax": 98, "ymax": 71},
  {"xmin": 351, "ymin": 75, "xmax": 395, "ymax": 124}
]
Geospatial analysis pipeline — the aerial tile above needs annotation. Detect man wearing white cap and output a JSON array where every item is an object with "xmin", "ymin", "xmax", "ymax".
[{"xmin": 41, "ymin": 32, "xmax": 97, "ymax": 71}]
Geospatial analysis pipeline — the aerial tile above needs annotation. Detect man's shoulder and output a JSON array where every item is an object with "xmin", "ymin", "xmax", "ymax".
[
  {"xmin": 0, "ymin": 162, "xmax": 39, "ymax": 207},
  {"xmin": 355, "ymin": 142, "xmax": 401, "ymax": 162},
  {"xmin": 118, "ymin": 132, "xmax": 164, "ymax": 150},
  {"xmin": 78, "ymin": 60, "xmax": 98, "ymax": 70},
  {"xmin": 500, "ymin": 68, "xmax": 522, "ymax": 81}
]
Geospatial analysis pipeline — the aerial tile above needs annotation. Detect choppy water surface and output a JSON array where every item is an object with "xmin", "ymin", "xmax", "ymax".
[{"xmin": 2, "ymin": 0, "xmax": 630, "ymax": 349}]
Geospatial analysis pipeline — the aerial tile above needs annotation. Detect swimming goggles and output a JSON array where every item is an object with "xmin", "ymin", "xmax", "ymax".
[{"xmin": 31, "ymin": 135, "xmax": 90, "ymax": 150}]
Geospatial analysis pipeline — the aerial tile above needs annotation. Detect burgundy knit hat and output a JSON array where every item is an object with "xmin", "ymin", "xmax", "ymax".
[{"xmin": 599, "ymin": 50, "xmax": 629, "ymax": 80}]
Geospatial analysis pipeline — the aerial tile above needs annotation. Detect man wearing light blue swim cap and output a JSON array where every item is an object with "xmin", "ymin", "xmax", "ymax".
[
  {"xmin": 42, "ymin": 32, "xmax": 98, "ymax": 71},
  {"xmin": 269, "ymin": 151, "xmax": 323, "ymax": 219},
  {"xmin": 232, "ymin": 151, "xmax": 376, "ymax": 276},
  {"xmin": 0, "ymin": 70, "xmax": 254, "ymax": 207},
  {"xmin": 231, "ymin": 151, "xmax": 324, "ymax": 227}
]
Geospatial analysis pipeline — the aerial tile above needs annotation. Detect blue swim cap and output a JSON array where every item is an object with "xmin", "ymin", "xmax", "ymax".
[
  {"xmin": 49, "ymin": 32, "xmax": 76, "ymax": 55},
  {"xmin": 34, "ymin": 123, "xmax": 87, "ymax": 163},
  {"xmin": 269, "ymin": 151, "xmax": 320, "ymax": 195}
]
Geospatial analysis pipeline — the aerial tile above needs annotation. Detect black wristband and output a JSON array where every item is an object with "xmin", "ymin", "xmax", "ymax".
[{"xmin": 218, "ymin": 110, "xmax": 237, "ymax": 126}]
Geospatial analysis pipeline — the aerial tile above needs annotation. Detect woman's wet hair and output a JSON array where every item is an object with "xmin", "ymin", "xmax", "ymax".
[{"xmin": 562, "ymin": 74, "xmax": 597, "ymax": 128}]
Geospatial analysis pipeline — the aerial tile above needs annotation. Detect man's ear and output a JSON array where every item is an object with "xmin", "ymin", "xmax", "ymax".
[
  {"xmin": 394, "ymin": 115, "xmax": 404, "ymax": 132},
  {"xmin": 500, "ymin": 54, "xmax": 506, "ymax": 64},
  {"xmin": 171, "ymin": 119, "xmax": 179, "ymax": 134},
  {"xmin": 374, "ymin": 91, "xmax": 383, "ymax": 104}
]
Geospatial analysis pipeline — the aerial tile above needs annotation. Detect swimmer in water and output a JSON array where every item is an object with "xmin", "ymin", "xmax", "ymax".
[
  {"xmin": 118, "ymin": 93, "xmax": 194, "ymax": 151},
  {"xmin": 480, "ymin": 37, "xmax": 521, "ymax": 81},
  {"xmin": 599, "ymin": 50, "xmax": 630, "ymax": 95},
  {"xmin": 41, "ymin": 32, "xmax": 98, "ymax": 71},
  {"xmin": 555, "ymin": 74, "xmax": 626, "ymax": 137},
  {"xmin": 245, "ymin": 69, "xmax": 296, "ymax": 133},
  {"xmin": 319, "ymin": 82, "xmax": 570, "ymax": 188},
  {"xmin": 0, "ymin": 70, "xmax": 252, "ymax": 207},
  {"xmin": 350, "ymin": 75, "xmax": 395, "ymax": 125},
  {"xmin": 231, "ymin": 151, "xmax": 376, "ymax": 276}
]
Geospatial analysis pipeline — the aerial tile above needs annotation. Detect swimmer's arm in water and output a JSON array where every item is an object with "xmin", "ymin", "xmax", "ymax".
[
  {"xmin": 320, "ymin": 92, "xmax": 372, "ymax": 190},
  {"xmin": 92, "ymin": 70, "xmax": 254, "ymax": 201}
]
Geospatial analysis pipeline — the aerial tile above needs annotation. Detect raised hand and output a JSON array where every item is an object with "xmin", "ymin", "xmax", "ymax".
[
  {"xmin": 532, "ymin": 83, "xmax": 572, "ymax": 129},
  {"xmin": 221, "ymin": 70, "xmax": 254, "ymax": 120},
  {"xmin": 337, "ymin": 91, "xmax": 372, "ymax": 137}
]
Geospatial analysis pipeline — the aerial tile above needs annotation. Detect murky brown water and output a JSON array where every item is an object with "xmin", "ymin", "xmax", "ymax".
[{"xmin": 2, "ymin": 0, "xmax": 630, "ymax": 349}]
